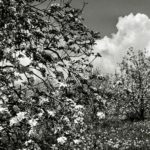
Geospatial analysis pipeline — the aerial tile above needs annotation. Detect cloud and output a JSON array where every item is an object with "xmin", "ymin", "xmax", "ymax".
[{"xmin": 94, "ymin": 13, "xmax": 150, "ymax": 73}]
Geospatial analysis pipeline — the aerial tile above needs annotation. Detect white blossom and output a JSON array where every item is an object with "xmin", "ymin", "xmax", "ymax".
[
  {"xmin": 63, "ymin": 116, "xmax": 70, "ymax": 122},
  {"xmin": 28, "ymin": 128, "xmax": 36, "ymax": 137},
  {"xmin": 47, "ymin": 110, "xmax": 56, "ymax": 117},
  {"xmin": 116, "ymin": 80, "xmax": 122, "ymax": 85},
  {"xmin": 10, "ymin": 6, "xmax": 16, "ymax": 12},
  {"xmin": 113, "ymin": 143, "xmax": 119, "ymax": 148},
  {"xmin": 74, "ymin": 105, "xmax": 84, "ymax": 110},
  {"xmin": 0, "ymin": 126, "xmax": 3, "ymax": 131},
  {"xmin": 0, "ymin": 107, "xmax": 8, "ymax": 113},
  {"xmin": 51, "ymin": 3, "xmax": 60, "ymax": 7},
  {"xmin": 17, "ymin": 112, "xmax": 27, "ymax": 120},
  {"xmin": 10, "ymin": 117, "xmax": 18, "ymax": 126},
  {"xmin": 59, "ymin": 82, "xmax": 67, "ymax": 88},
  {"xmin": 73, "ymin": 139, "xmax": 81, "ymax": 144},
  {"xmin": 28, "ymin": 119, "xmax": 38, "ymax": 127},
  {"xmin": 97, "ymin": 111, "xmax": 105, "ymax": 119},
  {"xmin": 57, "ymin": 136, "xmax": 67, "ymax": 144},
  {"xmin": 74, "ymin": 117, "xmax": 84, "ymax": 124},
  {"xmin": 38, "ymin": 112, "xmax": 44, "ymax": 118},
  {"xmin": 39, "ymin": 97, "xmax": 49, "ymax": 105},
  {"xmin": 10, "ymin": 112, "xmax": 26, "ymax": 126},
  {"xmin": 25, "ymin": 140, "xmax": 33, "ymax": 146}
]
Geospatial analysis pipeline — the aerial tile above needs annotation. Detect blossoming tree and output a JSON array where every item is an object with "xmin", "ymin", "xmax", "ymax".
[
  {"xmin": 0, "ymin": 0, "xmax": 102, "ymax": 149},
  {"xmin": 112, "ymin": 49, "xmax": 150, "ymax": 121}
]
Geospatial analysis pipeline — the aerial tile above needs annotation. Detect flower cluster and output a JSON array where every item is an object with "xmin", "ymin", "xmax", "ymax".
[
  {"xmin": 97, "ymin": 111, "xmax": 105, "ymax": 119},
  {"xmin": 57, "ymin": 136, "xmax": 67, "ymax": 145},
  {"xmin": 10, "ymin": 112, "xmax": 27, "ymax": 126}
]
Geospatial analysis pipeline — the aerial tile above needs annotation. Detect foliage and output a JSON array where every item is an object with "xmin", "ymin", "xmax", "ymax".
[
  {"xmin": 111, "ymin": 49, "xmax": 150, "ymax": 121},
  {"xmin": 1, "ymin": 0, "xmax": 150, "ymax": 149},
  {"xmin": 0, "ymin": 0, "xmax": 102, "ymax": 149}
]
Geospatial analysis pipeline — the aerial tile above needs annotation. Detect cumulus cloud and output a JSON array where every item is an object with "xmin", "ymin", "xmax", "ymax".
[{"xmin": 94, "ymin": 13, "xmax": 150, "ymax": 73}]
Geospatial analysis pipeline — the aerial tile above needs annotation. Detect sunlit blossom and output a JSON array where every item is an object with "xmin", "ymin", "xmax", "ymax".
[
  {"xmin": 28, "ymin": 119, "xmax": 38, "ymax": 127},
  {"xmin": 28, "ymin": 128, "xmax": 37, "ymax": 137},
  {"xmin": 97, "ymin": 111, "xmax": 105, "ymax": 119},
  {"xmin": 47, "ymin": 110, "xmax": 56, "ymax": 117},
  {"xmin": 51, "ymin": 3, "xmax": 60, "ymax": 7},
  {"xmin": 74, "ymin": 117, "xmax": 84, "ymax": 124},
  {"xmin": 39, "ymin": 97, "xmax": 49, "ymax": 105},
  {"xmin": 0, "ymin": 107, "xmax": 8, "ymax": 113},
  {"xmin": 57, "ymin": 136, "xmax": 67, "ymax": 144},
  {"xmin": 59, "ymin": 82, "xmax": 67, "ymax": 88},
  {"xmin": 73, "ymin": 139, "xmax": 81, "ymax": 144},
  {"xmin": 10, "ymin": 112, "xmax": 27, "ymax": 126},
  {"xmin": 74, "ymin": 105, "xmax": 84, "ymax": 110},
  {"xmin": 0, "ymin": 126, "xmax": 3, "ymax": 131}
]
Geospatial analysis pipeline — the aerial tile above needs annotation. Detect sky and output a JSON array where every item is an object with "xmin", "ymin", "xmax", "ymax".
[
  {"xmin": 72, "ymin": 0, "xmax": 150, "ymax": 73},
  {"xmin": 72, "ymin": 0, "xmax": 150, "ymax": 36},
  {"xmin": 17, "ymin": 0, "xmax": 150, "ymax": 75}
]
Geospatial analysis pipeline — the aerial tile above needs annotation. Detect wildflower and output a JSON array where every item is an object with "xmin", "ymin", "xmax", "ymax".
[
  {"xmin": 97, "ymin": 111, "xmax": 105, "ymax": 119},
  {"xmin": 57, "ymin": 136, "xmax": 67, "ymax": 144}
]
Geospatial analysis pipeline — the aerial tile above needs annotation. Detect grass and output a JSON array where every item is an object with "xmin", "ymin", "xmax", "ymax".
[{"xmin": 93, "ymin": 118, "xmax": 150, "ymax": 150}]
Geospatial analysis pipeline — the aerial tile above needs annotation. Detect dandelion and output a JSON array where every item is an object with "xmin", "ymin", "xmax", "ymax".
[{"xmin": 57, "ymin": 136, "xmax": 67, "ymax": 144}]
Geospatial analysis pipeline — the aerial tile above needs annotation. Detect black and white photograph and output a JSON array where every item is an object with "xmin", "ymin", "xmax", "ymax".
[{"xmin": 0, "ymin": 0, "xmax": 150, "ymax": 149}]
